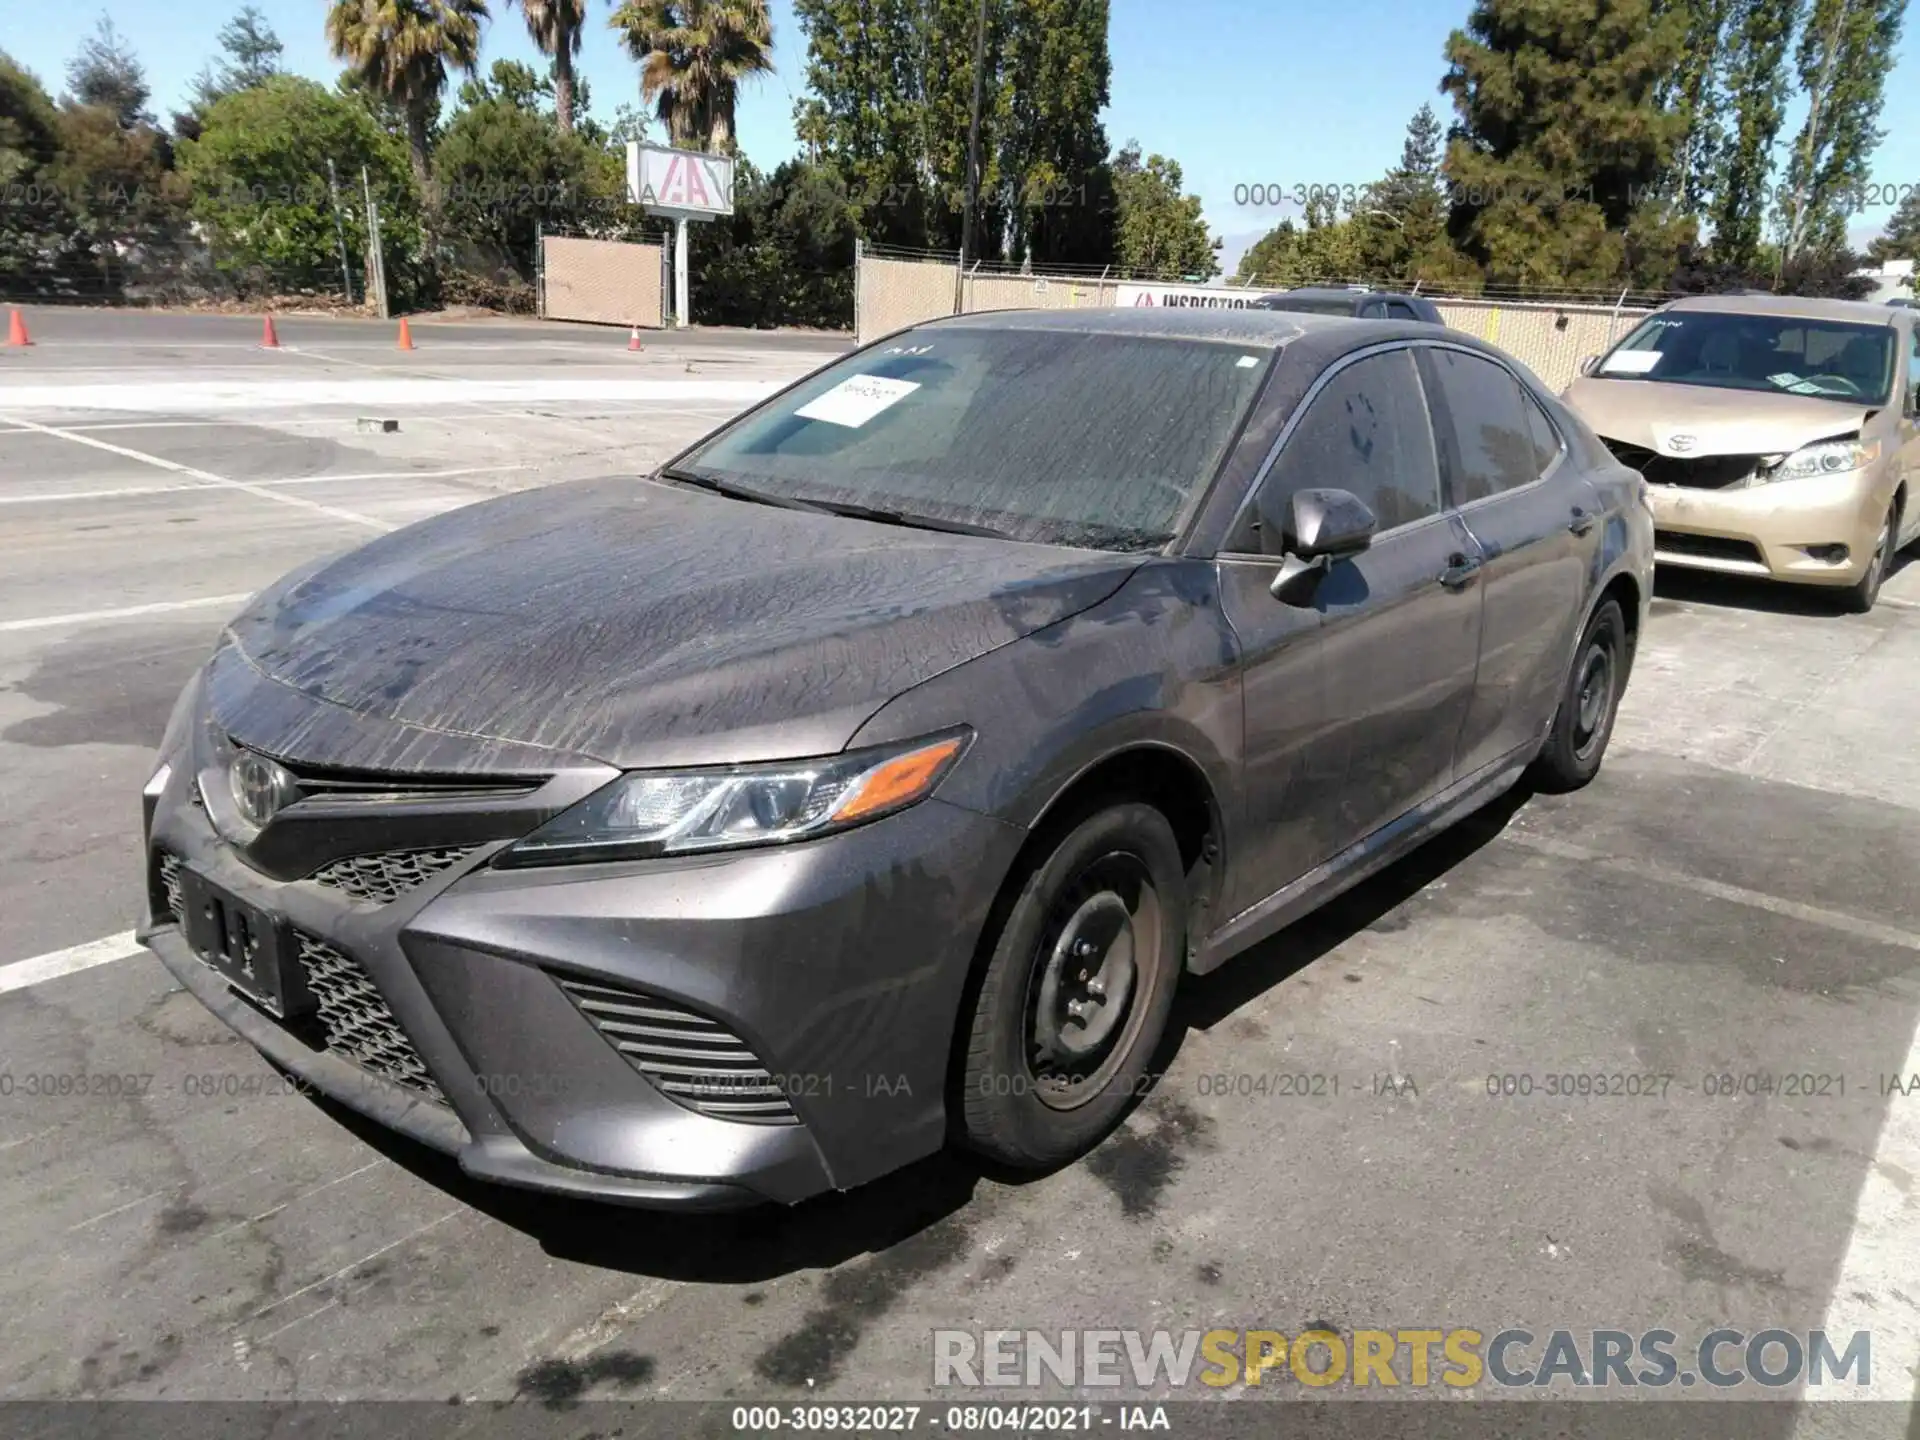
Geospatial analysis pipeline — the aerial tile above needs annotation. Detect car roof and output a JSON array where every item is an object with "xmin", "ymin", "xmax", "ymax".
[
  {"xmin": 1267, "ymin": 286, "xmax": 1429, "ymax": 303},
  {"xmin": 1660, "ymin": 293, "xmax": 1905, "ymax": 325}
]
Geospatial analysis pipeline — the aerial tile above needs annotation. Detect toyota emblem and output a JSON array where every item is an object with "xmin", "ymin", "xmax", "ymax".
[
  {"xmin": 229, "ymin": 750, "xmax": 299, "ymax": 828},
  {"xmin": 1666, "ymin": 434, "xmax": 1697, "ymax": 453}
]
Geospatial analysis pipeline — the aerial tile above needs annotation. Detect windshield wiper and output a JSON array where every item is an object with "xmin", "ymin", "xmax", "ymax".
[
  {"xmin": 802, "ymin": 498, "xmax": 1012, "ymax": 540},
  {"xmin": 655, "ymin": 466, "xmax": 829, "ymax": 514}
]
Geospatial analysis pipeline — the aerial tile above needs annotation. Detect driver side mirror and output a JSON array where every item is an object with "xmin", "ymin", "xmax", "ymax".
[
  {"xmin": 1257, "ymin": 487, "xmax": 1377, "ymax": 605},
  {"xmin": 1578, "ymin": 354, "xmax": 1599, "ymax": 377}
]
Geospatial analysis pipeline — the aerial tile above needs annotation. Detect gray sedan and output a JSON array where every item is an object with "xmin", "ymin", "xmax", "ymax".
[{"xmin": 138, "ymin": 308, "xmax": 1653, "ymax": 1209}]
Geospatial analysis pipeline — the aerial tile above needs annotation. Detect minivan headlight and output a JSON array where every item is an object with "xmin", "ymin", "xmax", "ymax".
[
  {"xmin": 494, "ymin": 730, "xmax": 971, "ymax": 868},
  {"xmin": 1759, "ymin": 438, "xmax": 1880, "ymax": 483}
]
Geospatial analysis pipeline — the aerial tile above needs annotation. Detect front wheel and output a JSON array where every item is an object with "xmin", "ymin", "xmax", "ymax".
[
  {"xmin": 956, "ymin": 802, "xmax": 1187, "ymax": 1170},
  {"xmin": 1529, "ymin": 598, "xmax": 1626, "ymax": 794},
  {"xmin": 1839, "ymin": 501, "xmax": 1897, "ymax": 614}
]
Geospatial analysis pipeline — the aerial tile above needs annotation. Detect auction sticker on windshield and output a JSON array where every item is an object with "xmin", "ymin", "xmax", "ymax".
[
  {"xmin": 795, "ymin": 375, "xmax": 921, "ymax": 428},
  {"xmin": 1599, "ymin": 350, "xmax": 1662, "ymax": 375}
]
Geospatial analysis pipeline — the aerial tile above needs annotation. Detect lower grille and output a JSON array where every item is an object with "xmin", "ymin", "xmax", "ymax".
[
  {"xmin": 1605, "ymin": 439, "xmax": 1759, "ymax": 489},
  {"xmin": 309, "ymin": 846, "xmax": 477, "ymax": 904},
  {"xmin": 293, "ymin": 931, "xmax": 446, "ymax": 1104},
  {"xmin": 1655, "ymin": 530, "xmax": 1766, "ymax": 567},
  {"xmin": 555, "ymin": 975, "xmax": 799, "ymax": 1125}
]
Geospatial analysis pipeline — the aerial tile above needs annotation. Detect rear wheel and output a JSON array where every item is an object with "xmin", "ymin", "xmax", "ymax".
[
  {"xmin": 1529, "ymin": 598, "xmax": 1626, "ymax": 794},
  {"xmin": 1840, "ymin": 501, "xmax": 1897, "ymax": 614},
  {"xmin": 957, "ymin": 802, "xmax": 1186, "ymax": 1169}
]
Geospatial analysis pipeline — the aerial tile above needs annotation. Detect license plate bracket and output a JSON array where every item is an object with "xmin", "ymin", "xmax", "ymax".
[{"xmin": 179, "ymin": 868, "xmax": 314, "ymax": 1020}]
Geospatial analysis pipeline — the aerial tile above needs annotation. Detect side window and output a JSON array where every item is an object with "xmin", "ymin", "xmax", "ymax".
[
  {"xmin": 1359, "ymin": 300, "xmax": 1388, "ymax": 318},
  {"xmin": 1387, "ymin": 301, "xmax": 1420, "ymax": 320},
  {"xmin": 1523, "ymin": 393, "xmax": 1563, "ymax": 473},
  {"xmin": 1418, "ymin": 348, "xmax": 1542, "ymax": 505},
  {"xmin": 1229, "ymin": 349, "xmax": 1441, "ymax": 549},
  {"xmin": 1908, "ymin": 327, "xmax": 1919, "ymax": 402}
]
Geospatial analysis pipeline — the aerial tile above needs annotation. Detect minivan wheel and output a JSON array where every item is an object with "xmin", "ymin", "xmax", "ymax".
[
  {"xmin": 1839, "ymin": 503, "xmax": 1896, "ymax": 614},
  {"xmin": 1529, "ymin": 598, "xmax": 1626, "ymax": 794},
  {"xmin": 957, "ymin": 802, "xmax": 1186, "ymax": 1170}
]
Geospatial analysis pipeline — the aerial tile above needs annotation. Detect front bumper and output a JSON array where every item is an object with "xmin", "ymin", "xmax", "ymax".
[
  {"xmin": 1646, "ymin": 469, "xmax": 1887, "ymax": 586},
  {"xmin": 140, "ymin": 754, "xmax": 1025, "ymax": 1209}
]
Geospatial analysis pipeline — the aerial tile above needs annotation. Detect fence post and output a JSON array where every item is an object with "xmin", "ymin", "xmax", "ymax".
[
  {"xmin": 1608, "ymin": 285, "xmax": 1629, "ymax": 337},
  {"xmin": 361, "ymin": 166, "xmax": 389, "ymax": 320},
  {"xmin": 326, "ymin": 158, "xmax": 354, "ymax": 306},
  {"xmin": 535, "ymin": 219, "xmax": 545, "ymax": 319},
  {"xmin": 854, "ymin": 236, "xmax": 863, "ymax": 342}
]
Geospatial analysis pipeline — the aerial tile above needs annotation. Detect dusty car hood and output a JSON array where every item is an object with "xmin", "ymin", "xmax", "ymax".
[
  {"xmin": 218, "ymin": 475, "xmax": 1140, "ymax": 770},
  {"xmin": 1563, "ymin": 377, "xmax": 1872, "ymax": 458}
]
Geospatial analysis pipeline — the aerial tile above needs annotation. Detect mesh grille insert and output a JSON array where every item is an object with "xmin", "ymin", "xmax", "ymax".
[
  {"xmin": 555, "ymin": 976, "xmax": 799, "ymax": 1125},
  {"xmin": 157, "ymin": 851, "xmax": 185, "ymax": 925},
  {"xmin": 309, "ymin": 847, "xmax": 477, "ymax": 904},
  {"xmin": 293, "ymin": 931, "xmax": 446, "ymax": 1104}
]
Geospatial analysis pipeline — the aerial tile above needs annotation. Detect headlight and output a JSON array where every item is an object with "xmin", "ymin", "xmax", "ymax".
[
  {"xmin": 494, "ymin": 730, "xmax": 971, "ymax": 868},
  {"xmin": 1758, "ymin": 438, "xmax": 1880, "ymax": 484}
]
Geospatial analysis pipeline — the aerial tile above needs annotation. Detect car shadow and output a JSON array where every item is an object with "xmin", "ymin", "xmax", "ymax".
[
  {"xmin": 1652, "ymin": 551, "xmax": 1915, "ymax": 616},
  {"xmin": 300, "ymin": 781, "xmax": 1538, "ymax": 1283}
]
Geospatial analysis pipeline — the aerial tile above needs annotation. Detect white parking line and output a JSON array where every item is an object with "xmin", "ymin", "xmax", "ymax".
[
  {"xmin": 0, "ymin": 593, "xmax": 252, "ymax": 634},
  {"xmin": 0, "ymin": 931, "xmax": 142, "ymax": 995},
  {"xmin": 0, "ymin": 464, "xmax": 534, "ymax": 506},
  {"xmin": 0, "ymin": 416, "xmax": 389, "ymax": 530},
  {"xmin": 1798, "ymin": 1015, "xmax": 1920, "ymax": 1403},
  {"xmin": 0, "ymin": 377, "xmax": 783, "ymax": 413}
]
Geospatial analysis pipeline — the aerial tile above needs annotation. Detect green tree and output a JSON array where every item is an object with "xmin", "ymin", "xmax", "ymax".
[
  {"xmin": 691, "ymin": 156, "xmax": 856, "ymax": 326},
  {"xmin": 995, "ymin": 0, "xmax": 1112, "ymax": 266},
  {"xmin": 66, "ymin": 14, "xmax": 150, "ymax": 128},
  {"xmin": 433, "ymin": 80, "xmax": 605, "ymax": 281},
  {"xmin": 609, "ymin": 0, "xmax": 774, "ymax": 153},
  {"xmin": 1110, "ymin": 141, "xmax": 1217, "ymax": 279},
  {"xmin": 0, "ymin": 53, "xmax": 72, "ymax": 293},
  {"xmin": 176, "ymin": 75, "xmax": 420, "ymax": 296},
  {"xmin": 1660, "ymin": 0, "xmax": 1732, "ymax": 220},
  {"xmin": 1441, "ymin": 0, "xmax": 1692, "ymax": 291},
  {"xmin": 1351, "ymin": 102, "xmax": 1452, "ymax": 279},
  {"xmin": 325, "ymin": 0, "xmax": 490, "ymax": 195},
  {"xmin": 1711, "ymin": 0, "xmax": 1799, "ymax": 269},
  {"xmin": 177, "ymin": 7, "xmax": 286, "ymax": 139},
  {"xmin": 509, "ymin": 0, "xmax": 585, "ymax": 134},
  {"xmin": 1777, "ymin": 0, "xmax": 1904, "ymax": 263},
  {"xmin": 1868, "ymin": 187, "xmax": 1920, "ymax": 262},
  {"xmin": 791, "ymin": 0, "xmax": 925, "ymax": 243}
]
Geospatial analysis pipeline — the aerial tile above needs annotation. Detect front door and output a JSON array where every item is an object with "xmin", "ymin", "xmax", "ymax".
[{"xmin": 1216, "ymin": 346, "xmax": 1484, "ymax": 914}]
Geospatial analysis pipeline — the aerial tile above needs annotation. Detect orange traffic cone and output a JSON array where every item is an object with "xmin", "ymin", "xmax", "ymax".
[
  {"xmin": 259, "ymin": 313, "xmax": 280, "ymax": 348},
  {"xmin": 5, "ymin": 309, "xmax": 30, "ymax": 347},
  {"xmin": 396, "ymin": 317, "xmax": 414, "ymax": 350},
  {"xmin": 627, "ymin": 325, "xmax": 644, "ymax": 352}
]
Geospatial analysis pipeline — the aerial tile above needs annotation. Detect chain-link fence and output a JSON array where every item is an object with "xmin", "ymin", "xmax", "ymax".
[
  {"xmin": 538, "ymin": 234, "xmax": 666, "ymax": 328},
  {"xmin": 855, "ymin": 245, "xmax": 1662, "ymax": 392}
]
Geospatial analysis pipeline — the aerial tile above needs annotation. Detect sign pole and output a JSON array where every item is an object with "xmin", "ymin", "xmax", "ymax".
[{"xmin": 674, "ymin": 216, "xmax": 690, "ymax": 329}]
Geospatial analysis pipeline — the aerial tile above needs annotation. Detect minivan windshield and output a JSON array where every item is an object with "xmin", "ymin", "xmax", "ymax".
[
  {"xmin": 671, "ymin": 328, "xmax": 1272, "ymax": 551},
  {"xmin": 1594, "ymin": 310, "xmax": 1895, "ymax": 403}
]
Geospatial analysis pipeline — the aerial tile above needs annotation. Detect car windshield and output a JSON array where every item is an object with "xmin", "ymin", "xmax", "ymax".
[
  {"xmin": 670, "ymin": 328, "xmax": 1272, "ymax": 551},
  {"xmin": 1594, "ymin": 311, "xmax": 1895, "ymax": 402},
  {"xmin": 1260, "ymin": 296, "xmax": 1360, "ymax": 315}
]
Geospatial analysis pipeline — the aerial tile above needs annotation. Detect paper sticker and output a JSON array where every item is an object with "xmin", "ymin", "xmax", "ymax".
[
  {"xmin": 1237, "ymin": 355, "xmax": 1260, "ymax": 368},
  {"xmin": 1599, "ymin": 350, "xmax": 1663, "ymax": 375},
  {"xmin": 794, "ymin": 374, "xmax": 920, "ymax": 428}
]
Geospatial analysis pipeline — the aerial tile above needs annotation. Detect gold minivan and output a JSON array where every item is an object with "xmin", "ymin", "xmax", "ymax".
[{"xmin": 1564, "ymin": 294, "xmax": 1919, "ymax": 612}]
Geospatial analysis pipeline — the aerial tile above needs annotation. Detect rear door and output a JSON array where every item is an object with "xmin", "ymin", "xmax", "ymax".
[
  {"xmin": 1416, "ymin": 345, "xmax": 1600, "ymax": 779},
  {"xmin": 1215, "ymin": 345, "xmax": 1484, "ymax": 911}
]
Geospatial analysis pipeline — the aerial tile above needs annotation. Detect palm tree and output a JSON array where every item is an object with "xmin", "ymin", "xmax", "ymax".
[
  {"xmin": 608, "ymin": 0, "xmax": 773, "ymax": 153},
  {"xmin": 511, "ymin": 0, "xmax": 586, "ymax": 133},
  {"xmin": 326, "ymin": 0, "xmax": 489, "ymax": 191}
]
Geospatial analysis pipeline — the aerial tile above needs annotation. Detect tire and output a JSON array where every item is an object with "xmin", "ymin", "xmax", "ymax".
[
  {"xmin": 1529, "ymin": 598, "xmax": 1627, "ymax": 794},
  {"xmin": 957, "ymin": 801, "xmax": 1187, "ymax": 1170},
  {"xmin": 1839, "ymin": 501, "xmax": 1897, "ymax": 614}
]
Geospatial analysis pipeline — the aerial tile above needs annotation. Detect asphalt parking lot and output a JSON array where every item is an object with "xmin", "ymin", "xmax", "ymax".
[{"xmin": 2, "ymin": 309, "xmax": 1919, "ymax": 1431}]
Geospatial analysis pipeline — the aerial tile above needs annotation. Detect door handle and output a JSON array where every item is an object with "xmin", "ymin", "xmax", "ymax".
[
  {"xmin": 1438, "ymin": 553, "xmax": 1482, "ymax": 590},
  {"xmin": 1569, "ymin": 506, "xmax": 1597, "ymax": 536}
]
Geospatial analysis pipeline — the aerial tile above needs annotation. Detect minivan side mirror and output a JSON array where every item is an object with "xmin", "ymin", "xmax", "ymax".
[
  {"xmin": 1258, "ymin": 487, "xmax": 1377, "ymax": 605},
  {"xmin": 1578, "ymin": 354, "xmax": 1600, "ymax": 377}
]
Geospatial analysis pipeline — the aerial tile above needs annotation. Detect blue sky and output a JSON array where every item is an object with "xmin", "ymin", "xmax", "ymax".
[{"xmin": 6, "ymin": 0, "xmax": 1918, "ymax": 271}]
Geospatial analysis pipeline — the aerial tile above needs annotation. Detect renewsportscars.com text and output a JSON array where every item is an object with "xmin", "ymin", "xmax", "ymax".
[{"xmin": 932, "ymin": 1327, "xmax": 1871, "ymax": 1390}]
